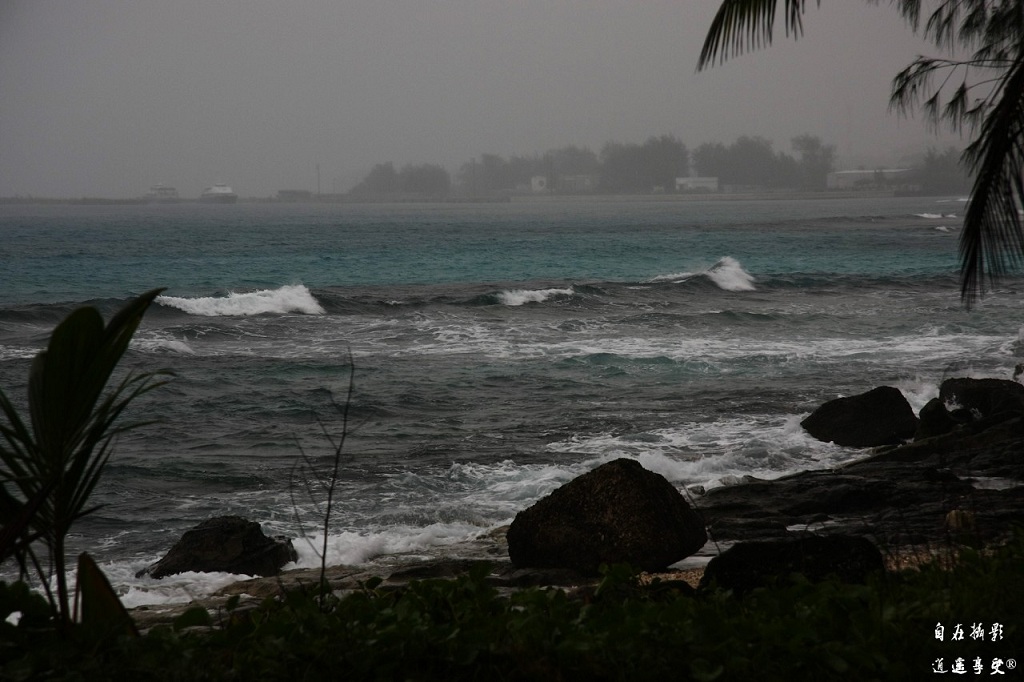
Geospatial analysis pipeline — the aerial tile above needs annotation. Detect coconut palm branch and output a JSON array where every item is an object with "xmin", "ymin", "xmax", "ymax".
[
  {"xmin": 887, "ymin": 0, "xmax": 1024, "ymax": 304},
  {"xmin": 698, "ymin": 0, "xmax": 819, "ymax": 70},
  {"xmin": 701, "ymin": 0, "xmax": 1024, "ymax": 306},
  {"xmin": 955, "ymin": 53, "xmax": 1024, "ymax": 304}
]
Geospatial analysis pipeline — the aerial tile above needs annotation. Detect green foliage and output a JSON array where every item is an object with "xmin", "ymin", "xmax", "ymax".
[
  {"xmin": 0, "ymin": 289, "xmax": 170, "ymax": 628},
  {"xmin": 3, "ymin": 528, "xmax": 1021, "ymax": 680}
]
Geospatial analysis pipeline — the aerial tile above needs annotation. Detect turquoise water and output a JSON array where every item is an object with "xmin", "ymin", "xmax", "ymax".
[
  {"xmin": 1, "ymin": 197, "xmax": 960, "ymax": 305},
  {"xmin": 1, "ymin": 195, "xmax": 1018, "ymax": 605}
]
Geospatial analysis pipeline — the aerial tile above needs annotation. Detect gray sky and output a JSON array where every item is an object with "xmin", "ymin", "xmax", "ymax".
[{"xmin": 0, "ymin": 1, "xmax": 965, "ymax": 198}]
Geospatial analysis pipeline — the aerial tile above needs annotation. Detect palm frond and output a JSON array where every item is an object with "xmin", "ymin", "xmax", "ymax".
[
  {"xmin": 959, "ymin": 53, "xmax": 1024, "ymax": 306},
  {"xmin": 698, "ymin": 0, "xmax": 817, "ymax": 70}
]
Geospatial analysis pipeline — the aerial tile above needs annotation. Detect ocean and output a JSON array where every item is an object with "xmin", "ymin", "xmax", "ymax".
[{"xmin": 1, "ymin": 195, "xmax": 1018, "ymax": 606}]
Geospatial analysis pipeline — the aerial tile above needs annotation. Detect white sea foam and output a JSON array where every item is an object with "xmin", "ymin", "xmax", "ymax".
[
  {"xmin": 705, "ymin": 256, "xmax": 756, "ymax": 291},
  {"xmin": 497, "ymin": 287, "xmax": 574, "ymax": 306},
  {"xmin": 0, "ymin": 345, "xmax": 37, "ymax": 361},
  {"xmin": 546, "ymin": 416, "xmax": 858, "ymax": 490},
  {"xmin": 157, "ymin": 284, "xmax": 325, "ymax": 316},
  {"xmin": 133, "ymin": 332, "xmax": 196, "ymax": 355},
  {"xmin": 108, "ymin": 522, "xmax": 494, "ymax": 608},
  {"xmin": 650, "ymin": 256, "xmax": 756, "ymax": 291},
  {"xmin": 292, "ymin": 523, "xmax": 486, "ymax": 568},
  {"xmin": 385, "ymin": 312, "xmax": 1009, "ymax": 371},
  {"xmin": 895, "ymin": 376, "xmax": 940, "ymax": 414},
  {"xmin": 118, "ymin": 568, "xmax": 255, "ymax": 609}
]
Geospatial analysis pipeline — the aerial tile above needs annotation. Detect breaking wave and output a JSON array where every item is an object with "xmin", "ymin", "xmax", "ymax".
[
  {"xmin": 650, "ymin": 256, "xmax": 756, "ymax": 291},
  {"xmin": 497, "ymin": 287, "xmax": 575, "ymax": 306},
  {"xmin": 156, "ymin": 284, "xmax": 325, "ymax": 317}
]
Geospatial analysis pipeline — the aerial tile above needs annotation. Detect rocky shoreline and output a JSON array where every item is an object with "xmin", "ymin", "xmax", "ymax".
[
  {"xmin": 696, "ymin": 412, "xmax": 1024, "ymax": 550},
  {"xmin": 130, "ymin": 380, "xmax": 1024, "ymax": 630}
]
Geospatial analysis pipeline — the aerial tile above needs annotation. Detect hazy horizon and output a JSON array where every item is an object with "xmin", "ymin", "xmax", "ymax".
[{"xmin": 1, "ymin": 1, "xmax": 966, "ymax": 199}]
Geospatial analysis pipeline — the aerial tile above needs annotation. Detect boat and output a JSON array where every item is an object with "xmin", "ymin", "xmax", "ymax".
[
  {"xmin": 144, "ymin": 184, "xmax": 181, "ymax": 203},
  {"xmin": 199, "ymin": 184, "xmax": 238, "ymax": 203}
]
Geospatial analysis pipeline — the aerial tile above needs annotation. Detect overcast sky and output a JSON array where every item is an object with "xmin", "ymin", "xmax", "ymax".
[{"xmin": 0, "ymin": 1, "xmax": 965, "ymax": 198}]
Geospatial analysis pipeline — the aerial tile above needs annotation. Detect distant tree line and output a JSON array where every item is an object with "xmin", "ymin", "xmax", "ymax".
[
  {"xmin": 347, "ymin": 134, "xmax": 970, "ymax": 198},
  {"xmin": 693, "ymin": 135, "xmax": 835, "ymax": 191},
  {"xmin": 348, "ymin": 162, "xmax": 452, "ymax": 198}
]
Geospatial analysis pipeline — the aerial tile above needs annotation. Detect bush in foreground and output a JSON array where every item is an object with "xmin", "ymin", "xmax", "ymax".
[{"xmin": 2, "ymin": 529, "xmax": 1022, "ymax": 681}]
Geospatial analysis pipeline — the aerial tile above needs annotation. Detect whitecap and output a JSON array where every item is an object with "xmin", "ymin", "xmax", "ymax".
[
  {"xmin": 705, "ymin": 256, "xmax": 756, "ymax": 291},
  {"xmin": 157, "ymin": 284, "xmax": 325, "ymax": 316},
  {"xmin": 497, "ymin": 287, "xmax": 574, "ymax": 306},
  {"xmin": 649, "ymin": 257, "xmax": 755, "ymax": 291}
]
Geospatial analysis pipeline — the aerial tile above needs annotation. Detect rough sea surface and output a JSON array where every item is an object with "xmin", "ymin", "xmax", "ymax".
[{"xmin": 1, "ymin": 196, "xmax": 1019, "ymax": 605}]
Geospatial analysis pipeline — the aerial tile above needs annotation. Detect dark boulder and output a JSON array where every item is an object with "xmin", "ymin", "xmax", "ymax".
[
  {"xmin": 138, "ymin": 516, "xmax": 298, "ymax": 579},
  {"xmin": 506, "ymin": 458, "xmax": 707, "ymax": 574},
  {"xmin": 801, "ymin": 386, "xmax": 918, "ymax": 447},
  {"xmin": 939, "ymin": 377, "xmax": 1024, "ymax": 425},
  {"xmin": 698, "ymin": 535, "xmax": 884, "ymax": 594},
  {"xmin": 915, "ymin": 397, "xmax": 968, "ymax": 440}
]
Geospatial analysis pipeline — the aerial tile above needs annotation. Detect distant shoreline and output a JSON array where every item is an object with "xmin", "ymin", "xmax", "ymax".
[{"xmin": 0, "ymin": 189, "xmax": 910, "ymax": 207}]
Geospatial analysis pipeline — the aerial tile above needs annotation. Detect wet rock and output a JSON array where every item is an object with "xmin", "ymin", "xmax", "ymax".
[
  {"xmin": 137, "ymin": 516, "xmax": 298, "ymax": 579},
  {"xmin": 939, "ymin": 377, "xmax": 1024, "ymax": 425},
  {"xmin": 506, "ymin": 458, "xmax": 707, "ymax": 574},
  {"xmin": 697, "ymin": 414, "xmax": 1024, "ymax": 549},
  {"xmin": 698, "ymin": 535, "xmax": 884, "ymax": 594},
  {"xmin": 915, "ymin": 397, "xmax": 966, "ymax": 441},
  {"xmin": 801, "ymin": 385, "xmax": 918, "ymax": 447}
]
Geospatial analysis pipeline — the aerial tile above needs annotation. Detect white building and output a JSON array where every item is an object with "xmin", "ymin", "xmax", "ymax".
[{"xmin": 675, "ymin": 177, "xmax": 719, "ymax": 192}]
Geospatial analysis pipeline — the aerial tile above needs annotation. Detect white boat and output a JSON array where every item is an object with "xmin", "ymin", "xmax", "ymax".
[
  {"xmin": 144, "ymin": 184, "xmax": 181, "ymax": 203},
  {"xmin": 199, "ymin": 184, "xmax": 238, "ymax": 203}
]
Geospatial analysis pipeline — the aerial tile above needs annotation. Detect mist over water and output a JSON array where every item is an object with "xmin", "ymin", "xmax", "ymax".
[{"xmin": 0, "ymin": 196, "xmax": 1015, "ymax": 605}]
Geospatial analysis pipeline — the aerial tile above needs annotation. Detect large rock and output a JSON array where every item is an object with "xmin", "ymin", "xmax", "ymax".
[
  {"xmin": 913, "ymin": 378, "xmax": 1024, "ymax": 441},
  {"xmin": 698, "ymin": 535, "xmax": 884, "ymax": 594},
  {"xmin": 138, "ymin": 516, "xmax": 298, "ymax": 579},
  {"xmin": 506, "ymin": 458, "xmax": 707, "ymax": 574},
  {"xmin": 939, "ymin": 377, "xmax": 1024, "ymax": 423},
  {"xmin": 801, "ymin": 385, "xmax": 918, "ymax": 447},
  {"xmin": 915, "ymin": 397, "xmax": 969, "ymax": 440}
]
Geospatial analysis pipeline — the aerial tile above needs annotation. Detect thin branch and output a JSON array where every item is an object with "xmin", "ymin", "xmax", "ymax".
[{"xmin": 319, "ymin": 352, "xmax": 355, "ymax": 597}]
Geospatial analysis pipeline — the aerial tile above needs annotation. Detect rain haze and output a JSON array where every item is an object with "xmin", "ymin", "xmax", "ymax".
[{"xmin": 0, "ymin": 1, "xmax": 965, "ymax": 199}]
